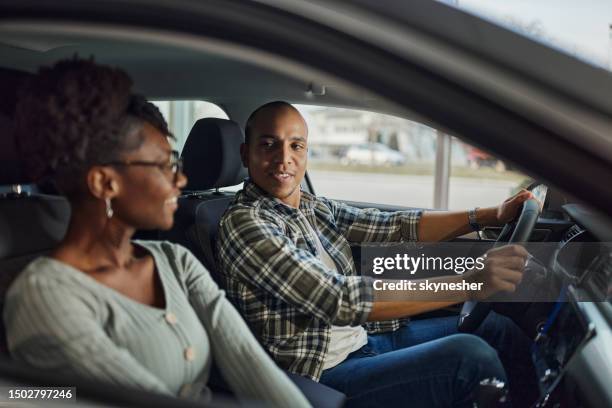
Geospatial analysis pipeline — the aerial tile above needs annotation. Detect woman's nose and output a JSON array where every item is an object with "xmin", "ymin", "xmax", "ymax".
[{"xmin": 176, "ymin": 171, "xmax": 187, "ymax": 188}]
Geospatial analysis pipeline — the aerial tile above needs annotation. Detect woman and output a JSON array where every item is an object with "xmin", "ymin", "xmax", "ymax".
[{"xmin": 3, "ymin": 57, "xmax": 310, "ymax": 407}]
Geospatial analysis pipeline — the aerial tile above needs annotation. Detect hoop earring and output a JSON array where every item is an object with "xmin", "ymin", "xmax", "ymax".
[{"xmin": 105, "ymin": 197, "xmax": 114, "ymax": 219}]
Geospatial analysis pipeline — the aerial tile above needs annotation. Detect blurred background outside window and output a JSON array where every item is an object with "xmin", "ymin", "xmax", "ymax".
[{"xmin": 296, "ymin": 104, "xmax": 530, "ymax": 210}]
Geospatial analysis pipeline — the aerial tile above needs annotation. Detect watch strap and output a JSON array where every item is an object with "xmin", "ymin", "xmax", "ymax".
[{"xmin": 468, "ymin": 207, "xmax": 480, "ymax": 231}]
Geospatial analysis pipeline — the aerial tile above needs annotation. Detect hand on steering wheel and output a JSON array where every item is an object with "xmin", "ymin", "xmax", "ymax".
[{"xmin": 458, "ymin": 198, "xmax": 541, "ymax": 332}]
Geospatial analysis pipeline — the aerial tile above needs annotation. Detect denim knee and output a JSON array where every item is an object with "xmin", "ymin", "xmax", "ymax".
[
  {"xmin": 453, "ymin": 334, "xmax": 498, "ymax": 360},
  {"xmin": 450, "ymin": 333, "xmax": 507, "ymax": 383}
]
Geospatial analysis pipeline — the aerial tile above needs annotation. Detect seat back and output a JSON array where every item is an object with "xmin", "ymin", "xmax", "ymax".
[
  {"xmin": 0, "ymin": 194, "xmax": 71, "ymax": 354},
  {"xmin": 163, "ymin": 192, "xmax": 236, "ymax": 283},
  {"xmin": 162, "ymin": 118, "xmax": 247, "ymax": 282}
]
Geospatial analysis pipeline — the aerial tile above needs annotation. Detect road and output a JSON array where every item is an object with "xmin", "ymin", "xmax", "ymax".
[{"xmin": 308, "ymin": 170, "xmax": 523, "ymax": 209}]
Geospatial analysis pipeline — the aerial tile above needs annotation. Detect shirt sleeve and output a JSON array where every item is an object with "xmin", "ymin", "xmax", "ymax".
[
  {"xmin": 218, "ymin": 207, "xmax": 373, "ymax": 326},
  {"xmin": 174, "ymin": 245, "xmax": 311, "ymax": 408},
  {"xmin": 320, "ymin": 197, "xmax": 422, "ymax": 243},
  {"xmin": 3, "ymin": 272, "xmax": 172, "ymax": 395}
]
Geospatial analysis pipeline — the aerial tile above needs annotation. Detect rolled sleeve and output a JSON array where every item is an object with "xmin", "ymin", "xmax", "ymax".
[{"xmin": 400, "ymin": 209, "xmax": 423, "ymax": 241}]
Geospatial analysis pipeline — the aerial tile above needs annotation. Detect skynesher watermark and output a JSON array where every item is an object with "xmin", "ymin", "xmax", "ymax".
[{"xmin": 373, "ymin": 279, "xmax": 484, "ymax": 292}]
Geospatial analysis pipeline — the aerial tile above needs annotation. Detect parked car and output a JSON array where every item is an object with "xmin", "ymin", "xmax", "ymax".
[
  {"xmin": 466, "ymin": 146, "xmax": 510, "ymax": 172},
  {"xmin": 340, "ymin": 143, "xmax": 406, "ymax": 166},
  {"xmin": 0, "ymin": 1, "xmax": 611, "ymax": 407}
]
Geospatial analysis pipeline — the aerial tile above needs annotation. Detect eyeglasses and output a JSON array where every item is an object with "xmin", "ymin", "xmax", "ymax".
[{"xmin": 102, "ymin": 151, "xmax": 183, "ymax": 184}]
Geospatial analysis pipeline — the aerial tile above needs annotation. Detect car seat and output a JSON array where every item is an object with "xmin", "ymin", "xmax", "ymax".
[{"xmin": 162, "ymin": 118, "xmax": 247, "ymax": 283}]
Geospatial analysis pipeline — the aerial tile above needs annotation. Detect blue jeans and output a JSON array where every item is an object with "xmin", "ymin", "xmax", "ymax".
[{"xmin": 319, "ymin": 312, "xmax": 536, "ymax": 408}]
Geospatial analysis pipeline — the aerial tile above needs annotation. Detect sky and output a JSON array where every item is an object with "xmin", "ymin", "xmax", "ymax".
[{"xmin": 440, "ymin": 0, "xmax": 612, "ymax": 69}]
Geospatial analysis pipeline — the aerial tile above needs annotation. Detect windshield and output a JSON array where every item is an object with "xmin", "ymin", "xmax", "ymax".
[{"xmin": 438, "ymin": 0, "xmax": 612, "ymax": 71}]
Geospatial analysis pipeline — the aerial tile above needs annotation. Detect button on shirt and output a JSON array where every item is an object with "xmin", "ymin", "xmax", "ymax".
[
  {"xmin": 217, "ymin": 180, "xmax": 422, "ymax": 381},
  {"xmin": 184, "ymin": 346, "xmax": 196, "ymax": 362},
  {"xmin": 165, "ymin": 312, "xmax": 178, "ymax": 325}
]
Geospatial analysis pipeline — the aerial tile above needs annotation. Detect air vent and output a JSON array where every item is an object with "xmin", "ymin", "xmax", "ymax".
[
  {"xmin": 591, "ymin": 255, "xmax": 611, "ymax": 299},
  {"xmin": 561, "ymin": 225, "xmax": 584, "ymax": 244},
  {"xmin": 581, "ymin": 253, "xmax": 612, "ymax": 300}
]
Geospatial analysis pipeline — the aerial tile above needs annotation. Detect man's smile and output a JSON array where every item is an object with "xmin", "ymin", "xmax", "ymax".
[{"xmin": 270, "ymin": 171, "xmax": 295, "ymax": 183}]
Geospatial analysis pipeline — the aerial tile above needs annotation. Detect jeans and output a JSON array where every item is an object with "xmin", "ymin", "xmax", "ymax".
[{"xmin": 319, "ymin": 312, "xmax": 537, "ymax": 408}]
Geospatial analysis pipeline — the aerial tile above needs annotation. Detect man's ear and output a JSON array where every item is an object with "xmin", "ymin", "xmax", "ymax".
[
  {"xmin": 240, "ymin": 143, "xmax": 249, "ymax": 168},
  {"xmin": 87, "ymin": 166, "xmax": 120, "ymax": 200}
]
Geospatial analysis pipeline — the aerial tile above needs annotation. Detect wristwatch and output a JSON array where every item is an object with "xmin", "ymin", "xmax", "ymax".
[{"xmin": 468, "ymin": 207, "xmax": 480, "ymax": 231}]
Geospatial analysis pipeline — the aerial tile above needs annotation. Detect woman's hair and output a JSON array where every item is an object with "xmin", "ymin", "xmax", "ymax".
[
  {"xmin": 14, "ymin": 56, "xmax": 172, "ymax": 197},
  {"xmin": 126, "ymin": 93, "xmax": 172, "ymax": 140}
]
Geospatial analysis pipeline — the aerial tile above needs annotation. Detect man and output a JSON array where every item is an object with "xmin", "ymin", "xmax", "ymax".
[{"xmin": 217, "ymin": 101, "xmax": 536, "ymax": 407}]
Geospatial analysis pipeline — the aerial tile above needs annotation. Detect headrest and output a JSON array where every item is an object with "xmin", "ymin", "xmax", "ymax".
[
  {"xmin": 181, "ymin": 118, "xmax": 247, "ymax": 190},
  {"xmin": 0, "ymin": 194, "xmax": 70, "ymax": 260}
]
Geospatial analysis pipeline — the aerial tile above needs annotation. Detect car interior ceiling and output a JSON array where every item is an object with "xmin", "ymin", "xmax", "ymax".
[{"xmin": 0, "ymin": 31, "xmax": 439, "ymax": 130}]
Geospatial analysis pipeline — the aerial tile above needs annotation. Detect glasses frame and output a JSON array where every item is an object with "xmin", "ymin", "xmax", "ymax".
[{"xmin": 101, "ymin": 151, "xmax": 183, "ymax": 184}]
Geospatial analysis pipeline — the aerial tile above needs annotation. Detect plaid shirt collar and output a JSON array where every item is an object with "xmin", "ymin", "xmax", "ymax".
[{"xmin": 242, "ymin": 178, "xmax": 317, "ymax": 214}]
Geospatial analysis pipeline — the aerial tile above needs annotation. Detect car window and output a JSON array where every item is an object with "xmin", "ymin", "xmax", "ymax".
[
  {"xmin": 152, "ymin": 100, "xmax": 229, "ymax": 153},
  {"xmin": 296, "ymin": 104, "xmax": 436, "ymax": 208},
  {"xmin": 449, "ymin": 138, "xmax": 531, "ymax": 209},
  {"xmin": 296, "ymin": 104, "xmax": 531, "ymax": 210}
]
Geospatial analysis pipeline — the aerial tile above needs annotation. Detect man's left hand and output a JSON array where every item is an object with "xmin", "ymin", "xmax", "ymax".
[{"xmin": 496, "ymin": 189, "xmax": 535, "ymax": 224}]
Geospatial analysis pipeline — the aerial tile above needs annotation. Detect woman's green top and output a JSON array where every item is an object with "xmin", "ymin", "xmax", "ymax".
[{"xmin": 4, "ymin": 241, "xmax": 310, "ymax": 407}]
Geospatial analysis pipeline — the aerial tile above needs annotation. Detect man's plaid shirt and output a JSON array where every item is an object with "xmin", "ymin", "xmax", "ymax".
[{"xmin": 217, "ymin": 180, "xmax": 422, "ymax": 381}]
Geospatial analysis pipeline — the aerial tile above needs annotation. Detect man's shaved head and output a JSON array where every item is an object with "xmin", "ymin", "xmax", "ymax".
[{"xmin": 244, "ymin": 101, "xmax": 307, "ymax": 144}]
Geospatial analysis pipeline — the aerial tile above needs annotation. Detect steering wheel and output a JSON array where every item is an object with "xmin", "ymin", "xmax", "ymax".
[{"xmin": 457, "ymin": 198, "xmax": 541, "ymax": 332}]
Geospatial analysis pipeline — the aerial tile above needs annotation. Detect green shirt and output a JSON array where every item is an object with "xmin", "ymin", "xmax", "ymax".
[{"xmin": 4, "ymin": 240, "xmax": 310, "ymax": 407}]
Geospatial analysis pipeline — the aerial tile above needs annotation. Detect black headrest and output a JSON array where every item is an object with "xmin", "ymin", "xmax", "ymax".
[
  {"xmin": 181, "ymin": 118, "xmax": 247, "ymax": 190},
  {"xmin": 0, "ymin": 194, "xmax": 70, "ymax": 260}
]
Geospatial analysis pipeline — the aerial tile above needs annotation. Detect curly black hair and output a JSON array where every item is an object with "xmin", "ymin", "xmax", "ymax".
[
  {"xmin": 126, "ymin": 93, "xmax": 172, "ymax": 140},
  {"xmin": 14, "ymin": 57, "xmax": 171, "ymax": 197}
]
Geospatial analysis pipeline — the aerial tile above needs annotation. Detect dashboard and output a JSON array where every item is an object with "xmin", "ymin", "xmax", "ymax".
[{"xmin": 529, "ymin": 200, "xmax": 612, "ymax": 407}]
